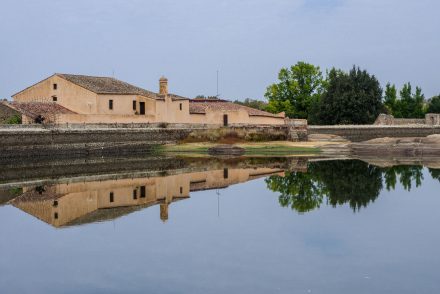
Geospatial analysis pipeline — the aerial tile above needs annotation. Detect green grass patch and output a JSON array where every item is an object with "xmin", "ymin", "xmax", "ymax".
[{"xmin": 161, "ymin": 143, "xmax": 320, "ymax": 155}]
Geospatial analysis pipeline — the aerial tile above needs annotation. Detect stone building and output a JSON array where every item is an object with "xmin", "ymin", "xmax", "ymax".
[{"xmin": 1, "ymin": 73, "xmax": 285, "ymax": 125}]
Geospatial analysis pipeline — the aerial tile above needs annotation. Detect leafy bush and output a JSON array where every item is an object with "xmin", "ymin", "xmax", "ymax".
[{"xmin": 6, "ymin": 114, "xmax": 22, "ymax": 124}]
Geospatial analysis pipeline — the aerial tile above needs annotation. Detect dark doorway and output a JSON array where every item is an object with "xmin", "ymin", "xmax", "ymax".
[
  {"xmin": 223, "ymin": 114, "xmax": 228, "ymax": 126},
  {"xmin": 223, "ymin": 168, "xmax": 229, "ymax": 179},
  {"xmin": 140, "ymin": 102, "xmax": 145, "ymax": 115}
]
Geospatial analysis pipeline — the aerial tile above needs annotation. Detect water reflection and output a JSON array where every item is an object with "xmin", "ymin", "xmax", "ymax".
[
  {"xmin": 2, "ymin": 156, "xmax": 440, "ymax": 227},
  {"xmin": 266, "ymin": 160, "xmax": 440, "ymax": 213},
  {"xmin": 6, "ymin": 167, "xmax": 283, "ymax": 227}
]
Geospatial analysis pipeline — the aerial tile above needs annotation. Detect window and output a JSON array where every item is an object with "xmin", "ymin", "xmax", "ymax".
[
  {"xmin": 54, "ymin": 212, "xmax": 58, "ymax": 219},
  {"xmin": 133, "ymin": 189, "xmax": 137, "ymax": 200},
  {"xmin": 180, "ymin": 187, "xmax": 183, "ymax": 194},
  {"xmin": 223, "ymin": 168, "xmax": 229, "ymax": 179},
  {"xmin": 140, "ymin": 186, "xmax": 146, "ymax": 198},
  {"xmin": 110, "ymin": 192, "xmax": 114, "ymax": 202},
  {"xmin": 53, "ymin": 200, "xmax": 58, "ymax": 207},
  {"xmin": 133, "ymin": 100, "xmax": 136, "ymax": 110},
  {"xmin": 52, "ymin": 96, "xmax": 57, "ymax": 102},
  {"xmin": 53, "ymin": 83, "xmax": 57, "ymax": 90},
  {"xmin": 109, "ymin": 100, "xmax": 113, "ymax": 110},
  {"xmin": 179, "ymin": 103, "xmax": 182, "ymax": 111}
]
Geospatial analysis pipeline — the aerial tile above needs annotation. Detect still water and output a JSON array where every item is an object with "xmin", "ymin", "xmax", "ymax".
[{"xmin": 0, "ymin": 157, "xmax": 439, "ymax": 293}]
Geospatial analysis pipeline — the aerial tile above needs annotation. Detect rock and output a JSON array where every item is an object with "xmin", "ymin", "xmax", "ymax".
[
  {"xmin": 208, "ymin": 145, "xmax": 245, "ymax": 156},
  {"xmin": 351, "ymin": 136, "xmax": 440, "ymax": 156}
]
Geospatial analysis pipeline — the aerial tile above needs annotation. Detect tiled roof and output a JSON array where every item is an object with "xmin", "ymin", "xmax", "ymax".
[
  {"xmin": 189, "ymin": 99, "xmax": 284, "ymax": 118},
  {"xmin": 8, "ymin": 102, "xmax": 76, "ymax": 119},
  {"xmin": 57, "ymin": 74, "xmax": 159, "ymax": 98}
]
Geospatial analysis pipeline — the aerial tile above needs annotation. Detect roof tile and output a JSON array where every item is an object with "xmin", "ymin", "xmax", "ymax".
[
  {"xmin": 189, "ymin": 100, "xmax": 284, "ymax": 118},
  {"xmin": 57, "ymin": 74, "xmax": 159, "ymax": 98}
]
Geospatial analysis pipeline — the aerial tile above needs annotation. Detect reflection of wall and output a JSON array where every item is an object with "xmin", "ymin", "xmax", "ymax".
[{"xmin": 12, "ymin": 168, "xmax": 283, "ymax": 228}]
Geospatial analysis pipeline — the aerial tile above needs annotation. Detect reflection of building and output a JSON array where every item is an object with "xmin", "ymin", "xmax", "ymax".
[{"xmin": 11, "ymin": 168, "xmax": 283, "ymax": 228}]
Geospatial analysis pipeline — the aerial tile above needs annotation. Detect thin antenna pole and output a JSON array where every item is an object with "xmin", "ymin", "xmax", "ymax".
[
  {"xmin": 216, "ymin": 70, "xmax": 219, "ymax": 97},
  {"xmin": 216, "ymin": 190, "xmax": 220, "ymax": 217}
]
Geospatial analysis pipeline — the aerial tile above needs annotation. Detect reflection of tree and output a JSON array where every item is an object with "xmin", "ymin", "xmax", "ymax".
[
  {"xmin": 316, "ymin": 161, "xmax": 382, "ymax": 211},
  {"xmin": 266, "ymin": 160, "xmax": 429, "ymax": 214},
  {"xmin": 266, "ymin": 171, "xmax": 324, "ymax": 213},
  {"xmin": 428, "ymin": 168, "xmax": 440, "ymax": 182},
  {"xmin": 383, "ymin": 166, "xmax": 423, "ymax": 191}
]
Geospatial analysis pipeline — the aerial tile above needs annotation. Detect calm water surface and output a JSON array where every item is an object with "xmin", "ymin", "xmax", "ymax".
[{"xmin": 0, "ymin": 158, "xmax": 439, "ymax": 293}]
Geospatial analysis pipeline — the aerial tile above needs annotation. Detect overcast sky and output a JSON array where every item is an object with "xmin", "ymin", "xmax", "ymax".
[{"xmin": 1, "ymin": 0, "xmax": 439, "ymax": 100}]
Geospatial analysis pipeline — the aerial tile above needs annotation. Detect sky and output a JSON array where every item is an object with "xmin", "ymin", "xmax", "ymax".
[{"xmin": 0, "ymin": 0, "xmax": 439, "ymax": 100}]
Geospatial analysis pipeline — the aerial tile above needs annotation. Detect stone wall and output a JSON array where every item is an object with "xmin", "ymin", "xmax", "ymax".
[
  {"xmin": 285, "ymin": 119, "xmax": 308, "ymax": 141},
  {"xmin": 309, "ymin": 125, "xmax": 440, "ymax": 142},
  {"xmin": 0, "ymin": 124, "xmax": 307, "ymax": 159},
  {"xmin": 0, "ymin": 128, "xmax": 193, "ymax": 159},
  {"xmin": 374, "ymin": 113, "xmax": 440, "ymax": 126}
]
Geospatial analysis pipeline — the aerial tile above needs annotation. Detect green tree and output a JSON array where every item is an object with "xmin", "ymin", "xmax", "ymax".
[
  {"xmin": 315, "ymin": 66, "xmax": 383, "ymax": 124},
  {"xmin": 233, "ymin": 98, "xmax": 268, "ymax": 111},
  {"xmin": 394, "ymin": 83, "xmax": 426, "ymax": 118},
  {"xmin": 384, "ymin": 83, "xmax": 398, "ymax": 115},
  {"xmin": 427, "ymin": 95, "xmax": 440, "ymax": 113},
  {"xmin": 265, "ymin": 61, "xmax": 325, "ymax": 119}
]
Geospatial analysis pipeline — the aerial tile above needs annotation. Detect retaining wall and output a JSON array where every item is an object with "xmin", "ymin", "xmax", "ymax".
[
  {"xmin": 0, "ymin": 124, "xmax": 305, "ymax": 159},
  {"xmin": 309, "ymin": 125, "xmax": 440, "ymax": 142},
  {"xmin": 0, "ymin": 128, "xmax": 194, "ymax": 158}
]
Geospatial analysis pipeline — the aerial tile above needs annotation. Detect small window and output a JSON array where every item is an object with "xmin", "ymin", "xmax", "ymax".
[
  {"xmin": 180, "ymin": 187, "xmax": 183, "ymax": 194},
  {"xmin": 140, "ymin": 186, "xmax": 146, "ymax": 198},
  {"xmin": 223, "ymin": 168, "xmax": 229, "ymax": 179},
  {"xmin": 52, "ymin": 96, "xmax": 57, "ymax": 102},
  {"xmin": 53, "ymin": 83, "xmax": 57, "ymax": 90},
  {"xmin": 109, "ymin": 100, "xmax": 113, "ymax": 110},
  {"xmin": 179, "ymin": 103, "xmax": 182, "ymax": 111},
  {"xmin": 110, "ymin": 192, "xmax": 114, "ymax": 202},
  {"xmin": 133, "ymin": 189, "xmax": 137, "ymax": 200},
  {"xmin": 54, "ymin": 212, "xmax": 58, "ymax": 219},
  {"xmin": 133, "ymin": 101, "xmax": 136, "ymax": 110},
  {"xmin": 53, "ymin": 200, "xmax": 58, "ymax": 207}
]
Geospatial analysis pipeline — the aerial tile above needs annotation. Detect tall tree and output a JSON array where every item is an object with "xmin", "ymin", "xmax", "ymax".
[
  {"xmin": 384, "ymin": 83, "xmax": 398, "ymax": 115},
  {"xmin": 427, "ymin": 95, "xmax": 440, "ymax": 113},
  {"xmin": 315, "ymin": 66, "xmax": 383, "ymax": 124},
  {"xmin": 396, "ymin": 83, "xmax": 426, "ymax": 118},
  {"xmin": 265, "ymin": 61, "xmax": 325, "ymax": 119},
  {"xmin": 412, "ymin": 86, "xmax": 426, "ymax": 118}
]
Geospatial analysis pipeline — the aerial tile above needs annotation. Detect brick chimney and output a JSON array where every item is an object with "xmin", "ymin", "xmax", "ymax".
[{"xmin": 159, "ymin": 76, "xmax": 168, "ymax": 95}]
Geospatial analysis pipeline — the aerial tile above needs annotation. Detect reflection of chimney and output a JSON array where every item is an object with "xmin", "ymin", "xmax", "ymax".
[
  {"xmin": 160, "ymin": 203, "xmax": 169, "ymax": 222},
  {"xmin": 159, "ymin": 76, "xmax": 168, "ymax": 95}
]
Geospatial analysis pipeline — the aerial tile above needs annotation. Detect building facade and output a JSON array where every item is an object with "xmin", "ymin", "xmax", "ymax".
[{"xmin": 3, "ymin": 73, "xmax": 285, "ymax": 125}]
